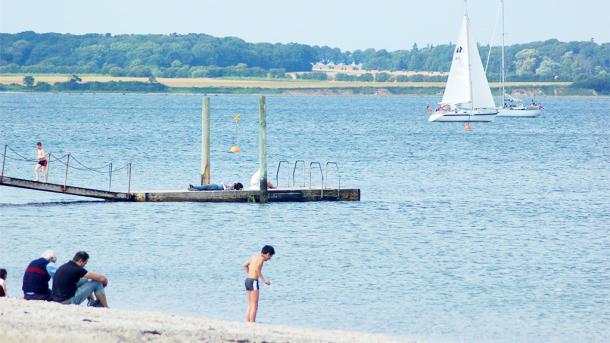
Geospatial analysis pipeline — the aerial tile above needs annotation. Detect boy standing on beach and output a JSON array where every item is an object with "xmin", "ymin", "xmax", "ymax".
[{"xmin": 243, "ymin": 245, "xmax": 275, "ymax": 322}]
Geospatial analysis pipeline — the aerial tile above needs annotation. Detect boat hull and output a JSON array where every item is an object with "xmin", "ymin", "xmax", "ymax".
[
  {"xmin": 428, "ymin": 109, "xmax": 498, "ymax": 122},
  {"xmin": 497, "ymin": 108, "xmax": 541, "ymax": 117}
]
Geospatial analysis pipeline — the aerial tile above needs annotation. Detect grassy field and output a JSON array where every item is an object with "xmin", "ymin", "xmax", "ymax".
[{"xmin": 0, "ymin": 75, "xmax": 572, "ymax": 89}]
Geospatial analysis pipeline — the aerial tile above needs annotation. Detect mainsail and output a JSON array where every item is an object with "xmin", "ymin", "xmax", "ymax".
[{"xmin": 442, "ymin": 15, "xmax": 496, "ymax": 109}]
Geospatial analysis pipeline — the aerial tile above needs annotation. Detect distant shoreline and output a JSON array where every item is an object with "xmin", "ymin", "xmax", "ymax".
[
  {"xmin": 0, "ymin": 74, "xmax": 598, "ymax": 96},
  {"xmin": 0, "ymin": 298, "xmax": 414, "ymax": 343}
]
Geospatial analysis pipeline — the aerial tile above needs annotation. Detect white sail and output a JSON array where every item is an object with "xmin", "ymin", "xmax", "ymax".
[
  {"xmin": 468, "ymin": 18, "xmax": 496, "ymax": 109},
  {"xmin": 441, "ymin": 14, "xmax": 496, "ymax": 109},
  {"xmin": 441, "ymin": 16, "xmax": 470, "ymax": 106}
]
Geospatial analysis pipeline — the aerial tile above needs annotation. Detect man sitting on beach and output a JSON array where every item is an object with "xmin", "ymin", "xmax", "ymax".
[
  {"xmin": 243, "ymin": 245, "xmax": 275, "ymax": 322},
  {"xmin": 52, "ymin": 251, "xmax": 109, "ymax": 307},
  {"xmin": 22, "ymin": 250, "xmax": 58, "ymax": 301},
  {"xmin": 188, "ymin": 182, "xmax": 243, "ymax": 191}
]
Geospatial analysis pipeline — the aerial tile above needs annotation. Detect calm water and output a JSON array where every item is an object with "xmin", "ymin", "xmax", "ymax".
[{"xmin": 1, "ymin": 93, "xmax": 609, "ymax": 343}]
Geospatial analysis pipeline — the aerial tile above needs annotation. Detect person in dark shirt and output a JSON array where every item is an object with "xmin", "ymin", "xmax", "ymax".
[
  {"xmin": 52, "ymin": 251, "xmax": 109, "ymax": 307},
  {"xmin": 22, "ymin": 250, "xmax": 58, "ymax": 301},
  {"xmin": 0, "ymin": 268, "xmax": 7, "ymax": 297}
]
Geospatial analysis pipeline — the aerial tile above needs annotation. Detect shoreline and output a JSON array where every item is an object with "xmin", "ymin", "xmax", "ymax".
[
  {"xmin": 1, "ymin": 74, "xmax": 600, "ymax": 96},
  {"xmin": 0, "ymin": 298, "xmax": 416, "ymax": 343}
]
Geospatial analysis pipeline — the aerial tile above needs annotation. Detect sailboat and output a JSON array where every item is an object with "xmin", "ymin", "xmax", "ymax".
[
  {"xmin": 495, "ymin": 0, "xmax": 542, "ymax": 117},
  {"xmin": 429, "ymin": 1, "xmax": 497, "ymax": 123}
]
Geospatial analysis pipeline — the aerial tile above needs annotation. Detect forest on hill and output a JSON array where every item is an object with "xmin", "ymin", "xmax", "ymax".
[{"xmin": 1, "ymin": 31, "xmax": 609, "ymax": 85}]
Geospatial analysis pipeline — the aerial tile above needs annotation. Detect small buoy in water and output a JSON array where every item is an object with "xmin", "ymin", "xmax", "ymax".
[
  {"xmin": 464, "ymin": 123, "xmax": 473, "ymax": 131},
  {"xmin": 230, "ymin": 146, "xmax": 241, "ymax": 153}
]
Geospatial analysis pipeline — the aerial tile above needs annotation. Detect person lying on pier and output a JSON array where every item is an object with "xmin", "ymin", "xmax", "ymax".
[
  {"xmin": 35, "ymin": 142, "xmax": 48, "ymax": 182},
  {"xmin": 249, "ymin": 169, "xmax": 275, "ymax": 190},
  {"xmin": 51, "ymin": 251, "xmax": 109, "ymax": 308},
  {"xmin": 22, "ymin": 250, "xmax": 58, "ymax": 301},
  {"xmin": 188, "ymin": 182, "xmax": 244, "ymax": 191}
]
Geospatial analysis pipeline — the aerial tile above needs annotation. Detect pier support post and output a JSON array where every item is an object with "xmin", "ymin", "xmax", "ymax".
[
  {"xmin": 201, "ymin": 96, "xmax": 211, "ymax": 185},
  {"xmin": 108, "ymin": 163, "xmax": 112, "ymax": 191},
  {"xmin": 1, "ymin": 144, "xmax": 6, "ymax": 182},
  {"xmin": 63, "ymin": 154, "xmax": 70, "ymax": 190},
  {"xmin": 258, "ymin": 96, "xmax": 268, "ymax": 203}
]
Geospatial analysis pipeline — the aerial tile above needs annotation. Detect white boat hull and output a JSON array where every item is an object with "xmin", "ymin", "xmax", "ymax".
[
  {"xmin": 428, "ymin": 109, "xmax": 498, "ymax": 122},
  {"xmin": 497, "ymin": 108, "xmax": 541, "ymax": 117}
]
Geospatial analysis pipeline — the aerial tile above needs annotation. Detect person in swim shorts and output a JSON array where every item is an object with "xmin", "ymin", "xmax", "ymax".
[
  {"xmin": 243, "ymin": 245, "xmax": 275, "ymax": 322},
  {"xmin": 35, "ymin": 142, "xmax": 48, "ymax": 182}
]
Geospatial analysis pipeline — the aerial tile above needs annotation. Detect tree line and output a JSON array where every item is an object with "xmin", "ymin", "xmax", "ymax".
[{"xmin": 1, "ymin": 31, "xmax": 608, "ymax": 82}]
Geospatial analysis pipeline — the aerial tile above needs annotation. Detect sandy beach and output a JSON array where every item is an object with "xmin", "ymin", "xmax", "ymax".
[{"xmin": 0, "ymin": 298, "xmax": 415, "ymax": 343}]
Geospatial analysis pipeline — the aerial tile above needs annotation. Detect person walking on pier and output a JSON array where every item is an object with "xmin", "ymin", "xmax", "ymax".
[
  {"xmin": 35, "ymin": 142, "xmax": 48, "ymax": 182},
  {"xmin": 243, "ymin": 245, "xmax": 275, "ymax": 322},
  {"xmin": 52, "ymin": 251, "xmax": 109, "ymax": 307},
  {"xmin": 22, "ymin": 250, "xmax": 58, "ymax": 301}
]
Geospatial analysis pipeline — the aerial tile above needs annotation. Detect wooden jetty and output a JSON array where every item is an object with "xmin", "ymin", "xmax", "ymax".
[
  {"xmin": 0, "ymin": 96, "xmax": 360, "ymax": 203},
  {"xmin": 0, "ymin": 176, "xmax": 359, "ymax": 202}
]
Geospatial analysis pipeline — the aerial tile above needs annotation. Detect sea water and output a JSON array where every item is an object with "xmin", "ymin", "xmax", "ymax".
[{"xmin": 0, "ymin": 93, "xmax": 608, "ymax": 343}]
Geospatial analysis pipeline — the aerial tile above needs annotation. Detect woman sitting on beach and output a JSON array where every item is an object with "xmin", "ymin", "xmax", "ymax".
[{"xmin": 0, "ymin": 268, "xmax": 8, "ymax": 297}]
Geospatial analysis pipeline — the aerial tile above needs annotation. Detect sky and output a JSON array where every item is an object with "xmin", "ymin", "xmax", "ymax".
[{"xmin": 1, "ymin": 0, "xmax": 608, "ymax": 51}]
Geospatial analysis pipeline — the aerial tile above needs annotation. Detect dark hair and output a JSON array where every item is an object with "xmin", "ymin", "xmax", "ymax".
[
  {"xmin": 234, "ymin": 182, "xmax": 243, "ymax": 190},
  {"xmin": 36, "ymin": 142, "xmax": 42, "ymax": 146},
  {"xmin": 72, "ymin": 251, "xmax": 90, "ymax": 262},
  {"xmin": 261, "ymin": 245, "xmax": 275, "ymax": 255},
  {"xmin": 0, "ymin": 268, "xmax": 7, "ymax": 279}
]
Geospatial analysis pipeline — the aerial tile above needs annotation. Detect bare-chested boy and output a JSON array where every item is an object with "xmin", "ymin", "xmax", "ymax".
[
  {"xmin": 243, "ymin": 245, "xmax": 275, "ymax": 322},
  {"xmin": 35, "ymin": 142, "xmax": 48, "ymax": 182}
]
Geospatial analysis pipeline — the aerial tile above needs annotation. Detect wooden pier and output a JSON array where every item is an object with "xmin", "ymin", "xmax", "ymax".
[
  {"xmin": 1, "ymin": 96, "xmax": 360, "ymax": 203},
  {"xmin": 0, "ymin": 176, "xmax": 359, "ymax": 202}
]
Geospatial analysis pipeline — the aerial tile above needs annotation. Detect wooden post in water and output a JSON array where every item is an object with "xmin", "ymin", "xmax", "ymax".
[
  {"xmin": 63, "ymin": 154, "xmax": 70, "ymax": 190},
  {"xmin": 201, "ymin": 96, "xmax": 211, "ymax": 185},
  {"xmin": 258, "ymin": 96, "xmax": 268, "ymax": 203},
  {"xmin": 1, "ymin": 144, "xmax": 7, "ymax": 182}
]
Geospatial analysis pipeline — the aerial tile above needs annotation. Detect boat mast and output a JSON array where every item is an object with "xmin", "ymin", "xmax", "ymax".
[
  {"xmin": 464, "ymin": 0, "xmax": 474, "ymax": 110},
  {"xmin": 501, "ymin": 0, "xmax": 506, "ymax": 108}
]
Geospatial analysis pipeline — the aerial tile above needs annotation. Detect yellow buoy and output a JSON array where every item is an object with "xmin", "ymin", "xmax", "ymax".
[{"xmin": 230, "ymin": 146, "xmax": 241, "ymax": 153}]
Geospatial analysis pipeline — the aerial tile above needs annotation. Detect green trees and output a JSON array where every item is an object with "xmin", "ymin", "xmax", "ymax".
[
  {"xmin": 0, "ymin": 32, "xmax": 608, "ymax": 82},
  {"xmin": 23, "ymin": 75, "xmax": 34, "ymax": 87}
]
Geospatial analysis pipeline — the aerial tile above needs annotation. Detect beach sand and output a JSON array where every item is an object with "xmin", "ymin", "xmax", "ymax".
[{"xmin": 0, "ymin": 298, "xmax": 415, "ymax": 343}]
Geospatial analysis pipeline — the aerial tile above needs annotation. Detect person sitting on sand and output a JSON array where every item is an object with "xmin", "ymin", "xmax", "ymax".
[
  {"xmin": 34, "ymin": 142, "xmax": 48, "ymax": 182},
  {"xmin": 188, "ymin": 182, "xmax": 244, "ymax": 191},
  {"xmin": 22, "ymin": 250, "xmax": 58, "ymax": 301},
  {"xmin": 52, "ymin": 251, "xmax": 109, "ymax": 307},
  {"xmin": 0, "ymin": 268, "xmax": 7, "ymax": 297},
  {"xmin": 243, "ymin": 245, "xmax": 275, "ymax": 323}
]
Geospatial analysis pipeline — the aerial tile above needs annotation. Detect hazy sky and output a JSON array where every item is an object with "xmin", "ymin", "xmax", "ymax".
[{"xmin": 1, "ymin": 0, "xmax": 608, "ymax": 51}]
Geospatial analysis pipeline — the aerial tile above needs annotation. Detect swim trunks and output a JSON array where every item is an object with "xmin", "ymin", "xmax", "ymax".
[
  {"xmin": 38, "ymin": 160, "xmax": 47, "ymax": 167},
  {"xmin": 244, "ymin": 278, "xmax": 259, "ymax": 291}
]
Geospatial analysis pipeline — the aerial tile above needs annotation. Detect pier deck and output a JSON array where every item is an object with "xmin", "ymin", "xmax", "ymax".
[{"xmin": 0, "ymin": 176, "xmax": 359, "ymax": 202}]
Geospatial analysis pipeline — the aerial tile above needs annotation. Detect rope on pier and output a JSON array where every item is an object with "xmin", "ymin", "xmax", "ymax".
[
  {"xmin": 5, "ymin": 145, "xmax": 38, "ymax": 162},
  {"xmin": 1, "ymin": 145, "xmax": 128, "ymax": 174},
  {"xmin": 1, "ymin": 144, "xmax": 131, "ymax": 194}
]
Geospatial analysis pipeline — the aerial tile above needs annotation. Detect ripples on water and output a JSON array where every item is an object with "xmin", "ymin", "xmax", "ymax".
[{"xmin": 1, "ymin": 93, "xmax": 609, "ymax": 342}]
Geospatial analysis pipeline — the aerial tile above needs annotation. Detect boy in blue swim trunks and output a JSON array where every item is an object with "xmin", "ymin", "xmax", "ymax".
[{"xmin": 243, "ymin": 245, "xmax": 275, "ymax": 322}]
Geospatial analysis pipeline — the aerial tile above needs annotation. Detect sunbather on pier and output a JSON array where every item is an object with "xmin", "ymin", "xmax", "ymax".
[{"xmin": 188, "ymin": 182, "xmax": 243, "ymax": 191}]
